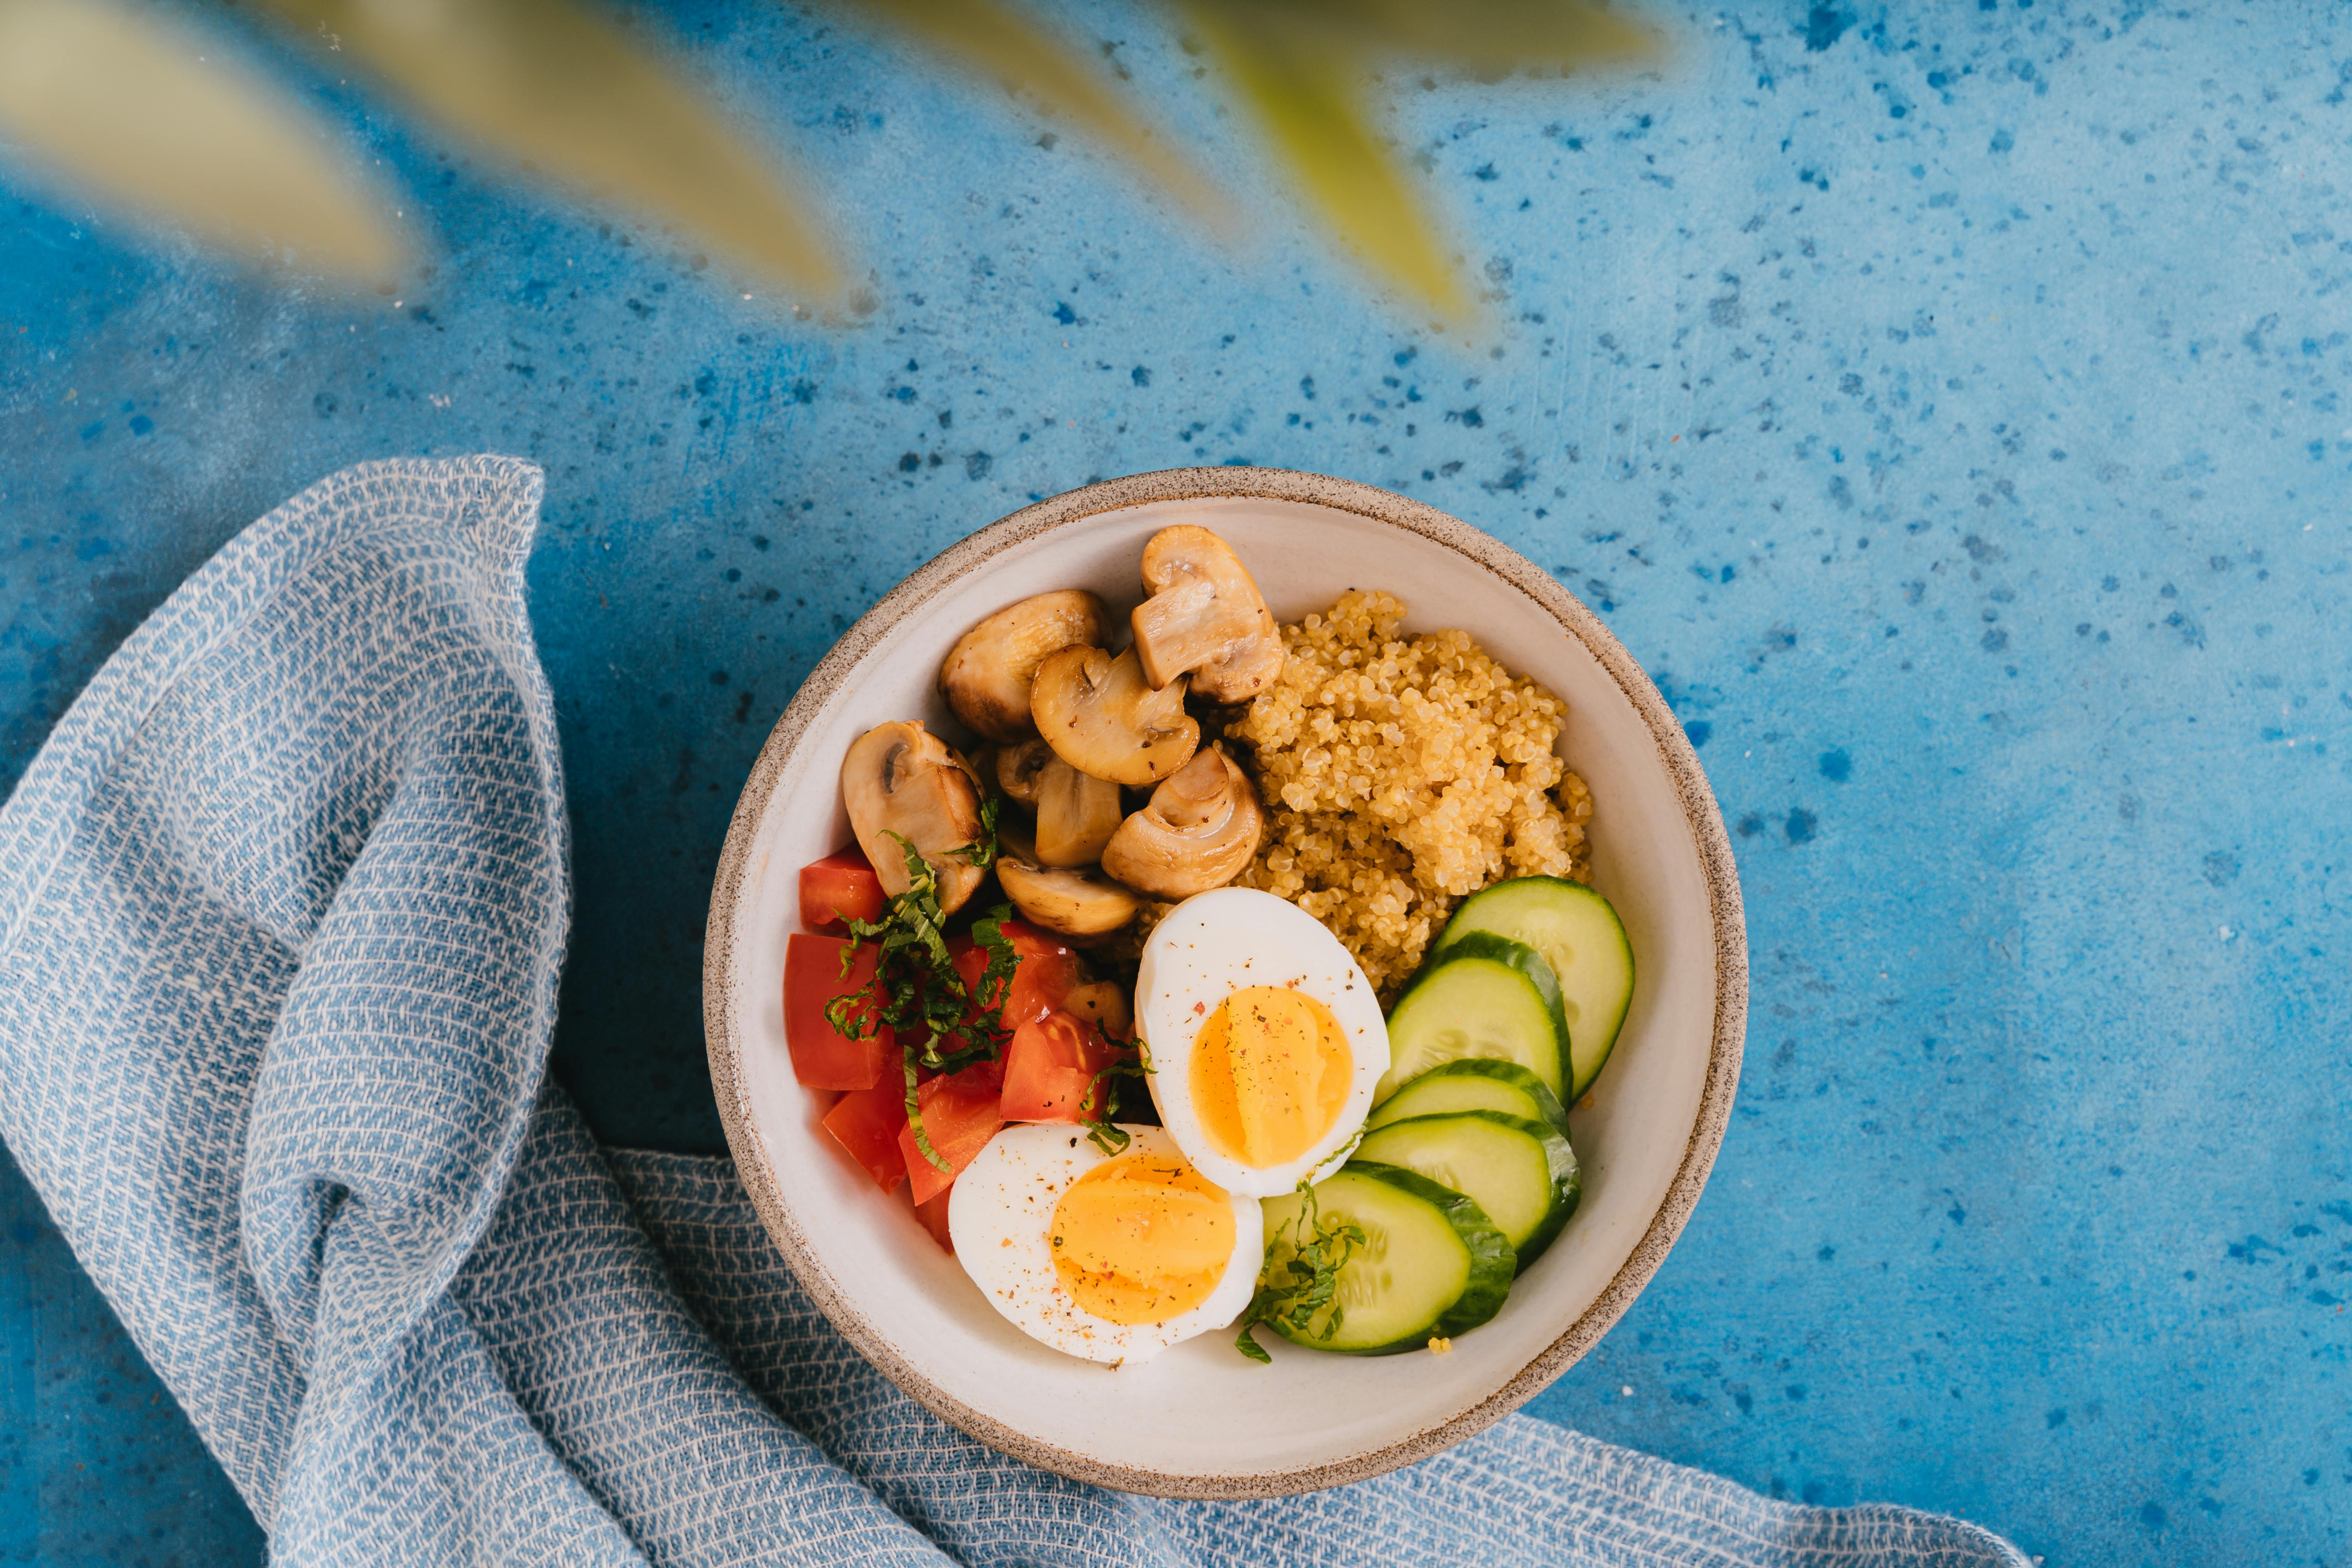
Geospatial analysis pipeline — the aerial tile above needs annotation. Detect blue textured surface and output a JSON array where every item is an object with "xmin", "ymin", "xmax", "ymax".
[{"xmin": 0, "ymin": 2, "xmax": 2345, "ymax": 1564}]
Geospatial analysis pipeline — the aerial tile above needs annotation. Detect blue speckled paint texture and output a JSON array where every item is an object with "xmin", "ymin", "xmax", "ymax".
[{"xmin": 4, "ymin": 3, "xmax": 2348, "ymax": 1564}]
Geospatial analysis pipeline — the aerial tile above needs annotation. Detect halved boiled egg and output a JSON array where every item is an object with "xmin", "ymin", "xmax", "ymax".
[
  {"xmin": 949, "ymin": 1123, "xmax": 1262, "ymax": 1365},
  {"xmin": 1137, "ymin": 887, "xmax": 1390, "ymax": 1198}
]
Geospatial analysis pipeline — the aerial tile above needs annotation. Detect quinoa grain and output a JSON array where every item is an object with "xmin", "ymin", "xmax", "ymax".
[{"xmin": 1225, "ymin": 590, "xmax": 1594, "ymax": 998}]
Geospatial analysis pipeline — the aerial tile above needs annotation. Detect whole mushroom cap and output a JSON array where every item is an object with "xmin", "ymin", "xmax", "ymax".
[
  {"xmin": 1029, "ymin": 645, "xmax": 1199, "ymax": 788},
  {"xmin": 940, "ymin": 590, "xmax": 1110, "ymax": 742},
  {"xmin": 839, "ymin": 720, "xmax": 987, "ymax": 914},
  {"xmin": 1129, "ymin": 525, "xmax": 1284, "ymax": 704},
  {"xmin": 1099, "ymin": 743, "xmax": 1263, "ymax": 900}
]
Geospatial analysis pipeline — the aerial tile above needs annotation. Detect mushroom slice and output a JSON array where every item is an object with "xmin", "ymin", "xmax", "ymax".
[
  {"xmin": 995, "ymin": 738, "xmax": 1054, "ymax": 807},
  {"xmin": 1100, "ymin": 744, "xmax": 1263, "ymax": 899},
  {"xmin": 1129, "ymin": 525, "xmax": 1285, "ymax": 703},
  {"xmin": 995, "ymin": 855, "xmax": 1140, "ymax": 941},
  {"xmin": 1029, "ymin": 645, "xmax": 1199, "ymax": 788},
  {"xmin": 1033, "ymin": 753, "xmax": 1124, "ymax": 867},
  {"xmin": 940, "ymin": 590, "xmax": 1111, "ymax": 742},
  {"xmin": 840, "ymin": 720, "xmax": 986, "ymax": 914}
]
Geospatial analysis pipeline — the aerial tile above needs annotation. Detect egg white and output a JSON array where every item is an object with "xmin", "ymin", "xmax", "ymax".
[
  {"xmin": 948, "ymin": 1123, "xmax": 1263, "ymax": 1366},
  {"xmin": 1136, "ymin": 887, "xmax": 1392, "ymax": 1198}
]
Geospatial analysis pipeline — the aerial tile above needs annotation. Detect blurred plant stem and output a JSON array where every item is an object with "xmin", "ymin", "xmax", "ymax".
[
  {"xmin": 0, "ymin": 0, "xmax": 406, "ymax": 281},
  {"xmin": 258, "ymin": 0, "xmax": 843, "ymax": 304},
  {"xmin": 844, "ymin": 0, "xmax": 1230, "ymax": 237},
  {"xmin": 1180, "ymin": 0, "xmax": 1652, "ymax": 323},
  {"xmin": 1182, "ymin": 4, "xmax": 1466, "ymax": 321},
  {"xmin": 0, "ymin": 0, "xmax": 1655, "ymax": 322}
]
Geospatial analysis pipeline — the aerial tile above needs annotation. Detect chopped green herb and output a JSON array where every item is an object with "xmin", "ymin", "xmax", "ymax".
[
  {"xmin": 949, "ymin": 793, "xmax": 1003, "ymax": 869},
  {"xmin": 825, "ymin": 823, "xmax": 1016, "ymax": 1173},
  {"xmin": 1234, "ymin": 1179, "xmax": 1366, "ymax": 1363},
  {"xmin": 1080, "ymin": 1043, "xmax": 1154, "ymax": 1156}
]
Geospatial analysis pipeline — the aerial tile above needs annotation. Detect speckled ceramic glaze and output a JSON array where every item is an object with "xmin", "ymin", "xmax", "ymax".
[{"xmin": 705, "ymin": 468, "xmax": 1747, "ymax": 1497}]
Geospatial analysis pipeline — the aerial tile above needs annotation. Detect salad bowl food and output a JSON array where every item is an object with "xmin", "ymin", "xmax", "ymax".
[{"xmin": 705, "ymin": 466, "xmax": 1746, "ymax": 1497}]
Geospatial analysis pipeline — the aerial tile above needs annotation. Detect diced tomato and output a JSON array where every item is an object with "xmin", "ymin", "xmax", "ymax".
[
  {"xmin": 784, "ymin": 933, "xmax": 894, "ymax": 1090},
  {"xmin": 1004, "ymin": 923, "xmax": 1081, "ymax": 1024},
  {"xmin": 948, "ymin": 936, "xmax": 982, "ymax": 998},
  {"xmin": 898, "ymin": 1060, "xmax": 1007, "ymax": 1205},
  {"xmin": 800, "ymin": 846, "xmax": 886, "ymax": 931},
  {"xmin": 913, "ymin": 1185, "xmax": 956, "ymax": 1252},
  {"xmin": 1000, "ymin": 1008, "xmax": 1124, "ymax": 1124},
  {"xmin": 949, "ymin": 920, "xmax": 1079, "ymax": 1032},
  {"xmin": 822, "ymin": 1079, "xmax": 910, "ymax": 1191}
]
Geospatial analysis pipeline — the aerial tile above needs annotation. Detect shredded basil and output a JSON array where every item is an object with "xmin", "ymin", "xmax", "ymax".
[
  {"xmin": 949, "ymin": 793, "xmax": 1003, "ymax": 869},
  {"xmin": 1234, "ymin": 1180, "xmax": 1366, "ymax": 1363},
  {"xmin": 1079, "ymin": 1043, "xmax": 1154, "ymax": 1155},
  {"xmin": 824, "ymin": 820, "xmax": 1016, "ymax": 1173}
]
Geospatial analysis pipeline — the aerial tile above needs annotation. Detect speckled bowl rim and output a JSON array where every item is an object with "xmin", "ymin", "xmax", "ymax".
[{"xmin": 704, "ymin": 466, "xmax": 1748, "ymax": 1499}]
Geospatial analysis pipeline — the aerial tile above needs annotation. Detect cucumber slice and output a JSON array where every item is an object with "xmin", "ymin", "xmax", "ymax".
[
  {"xmin": 1426, "ymin": 928, "xmax": 1574, "ymax": 1069},
  {"xmin": 1257, "ymin": 1163, "xmax": 1515, "ymax": 1354},
  {"xmin": 1353, "ymin": 1111, "xmax": 1580, "ymax": 1270},
  {"xmin": 1363, "ymin": 1058, "xmax": 1572, "ymax": 1137},
  {"xmin": 1434, "ymin": 877, "xmax": 1634, "ymax": 1099},
  {"xmin": 1376, "ymin": 951, "xmax": 1564, "ymax": 1104}
]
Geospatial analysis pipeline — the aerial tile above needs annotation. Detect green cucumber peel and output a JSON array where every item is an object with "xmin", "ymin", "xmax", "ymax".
[
  {"xmin": 1357, "ymin": 1110, "xmax": 1581, "ymax": 1272},
  {"xmin": 1367, "ymin": 1053, "xmax": 1574, "ymax": 1138},
  {"xmin": 1431, "ymin": 876, "xmax": 1635, "ymax": 1099}
]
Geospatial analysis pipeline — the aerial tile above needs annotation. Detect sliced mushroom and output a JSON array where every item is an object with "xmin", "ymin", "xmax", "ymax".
[
  {"xmin": 940, "ymin": 590, "xmax": 1110, "ymax": 742},
  {"xmin": 995, "ymin": 855, "xmax": 1140, "ymax": 941},
  {"xmin": 1129, "ymin": 525, "xmax": 1284, "ymax": 703},
  {"xmin": 1029, "ymin": 645, "xmax": 1199, "ymax": 788},
  {"xmin": 995, "ymin": 738, "xmax": 1053, "ymax": 807},
  {"xmin": 840, "ymin": 721, "xmax": 986, "ymax": 913},
  {"xmin": 1033, "ymin": 755, "xmax": 1123, "ymax": 867},
  {"xmin": 1100, "ymin": 743, "xmax": 1263, "ymax": 899}
]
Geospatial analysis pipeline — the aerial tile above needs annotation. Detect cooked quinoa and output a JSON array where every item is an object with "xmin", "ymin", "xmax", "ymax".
[{"xmin": 1223, "ymin": 590, "xmax": 1594, "ymax": 999}]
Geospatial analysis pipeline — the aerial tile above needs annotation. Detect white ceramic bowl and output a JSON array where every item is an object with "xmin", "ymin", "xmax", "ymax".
[{"xmin": 705, "ymin": 468, "xmax": 1746, "ymax": 1497}]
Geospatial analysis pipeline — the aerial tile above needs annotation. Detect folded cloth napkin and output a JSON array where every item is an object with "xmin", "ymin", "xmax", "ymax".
[{"xmin": 0, "ymin": 457, "xmax": 2030, "ymax": 1567}]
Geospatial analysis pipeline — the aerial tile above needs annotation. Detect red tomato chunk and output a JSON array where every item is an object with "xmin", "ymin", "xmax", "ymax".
[
  {"xmin": 948, "ymin": 920, "xmax": 1079, "ymax": 1032},
  {"xmin": 913, "ymin": 1186, "xmax": 955, "ymax": 1252},
  {"xmin": 1000, "ymin": 1009, "xmax": 1123, "ymax": 1124},
  {"xmin": 899, "ymin": 1060, "xmax": 1006, "ymax": 1205},
  {"xmin": 809, "ymin": 913, "xmax": 1097, "ymax": 1196},
  {"xmin": 822, "ymin": 1080, "xmax": 910, "ymax": 1192},
  {"xmin": 783, "ymin": 934, "xmax": 894, "ymax": 1091},
  {"xmin": 799, "ymin": 846, "xmax": 886, "ymax": 931}
]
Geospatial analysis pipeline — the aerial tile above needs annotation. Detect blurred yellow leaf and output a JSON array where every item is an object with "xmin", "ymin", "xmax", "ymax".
[
  {"xmin": 1182, "ymin": 5, "xmax": 1467, "ymax": 323},
  {"xmin": 1239, "ymin": 0, "xmax": 1654, "ymax": 75},
  {"xmin": 0, "ymin": 0, "xmax": 404, "ymax": 278},
  {"xmin": 262, "ymin": 0, "xmax": 841, "ymax": 303},
  {"xmin": 841, "ymin": 0, "xmax": 1227, "ymax": 230}
]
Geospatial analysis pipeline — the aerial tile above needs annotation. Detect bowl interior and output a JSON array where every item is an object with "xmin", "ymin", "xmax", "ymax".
[{"xmin": 715, "ymin": 490, "xmax": 1731, "ymax": 1491}]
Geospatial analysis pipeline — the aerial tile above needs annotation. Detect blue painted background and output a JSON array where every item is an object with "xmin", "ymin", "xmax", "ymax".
[{"xmin": 4, "ymin": 2, "xmax": 2348, "ymax": 1564}]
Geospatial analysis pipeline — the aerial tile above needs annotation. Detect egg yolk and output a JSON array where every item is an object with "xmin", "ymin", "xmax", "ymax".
[
  {"xmin": 1187, "ymin": 985, "xmax": 1354, "ymax": 1169},
  {"xmin": 1051, "ymin": 1151, "xmax": 1236, "ymax": 1325}
]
